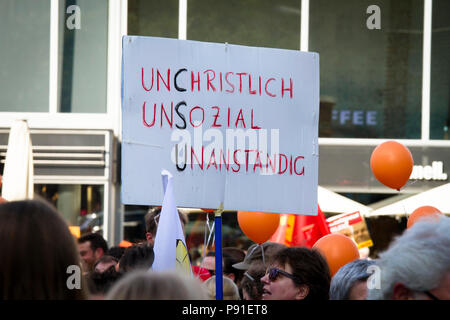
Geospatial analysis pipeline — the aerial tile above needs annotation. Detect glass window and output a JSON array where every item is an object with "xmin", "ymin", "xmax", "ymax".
[
  {"xmin": 430, "ymin": 0, "xmax": 450, "ymax": 140},
  {"xmin": 0, "ymin": 0, "xmax": 50, "ymax": 112},
  {"xmin": 310, "ymin": 0, "xmax": 423, "ymax": 139},
  {"xmin": 187, "ymin": 0, "xmax": 301, "ymax": 50},
  {"xmin": 128, "ymin": 0, "xmax": 179, "ymax": 38},
  {"xmin": 58, "ymin": 0, "xmax": 108, "ymax": 113},
  {"xmin": 35, "ymin": 184, "xmax": 104, "ymax": 236},
  {"xmin": 122, "ymin": 204, "xmax": 148, "ymax": 244}
]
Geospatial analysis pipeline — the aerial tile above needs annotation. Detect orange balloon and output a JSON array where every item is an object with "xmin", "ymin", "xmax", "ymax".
[
  {"xmin": 312, "ymin": 233, "xmax": 359, "ymax": 276},
  {"xmin": 119, "ymin": 240, "xmax": 133, "ymax": 248},
  {"xmin": 407, "ymin": 205, "xmax": 442, "ymax": 229},
  {"xmin": 237, "ymin": 211, "xmax": 280, "ymax": 244},
  {"xmin": 370, "ymin": 141, "xmax": 413, "ymax": 191}
]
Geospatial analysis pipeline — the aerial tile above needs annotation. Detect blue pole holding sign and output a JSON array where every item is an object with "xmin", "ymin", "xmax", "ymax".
[
  {"xmin": 214, "ymin": 203, "xmax": 224, "ymax": 300},
  {"xmin": 215, "ymin": 211, "xmax": 223, "ymax": 300}
]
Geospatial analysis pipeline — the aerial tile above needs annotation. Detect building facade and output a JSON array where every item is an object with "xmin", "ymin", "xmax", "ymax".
[{"xmin": 0, "ymin": 0, "xmax": 449, "ymax": 248}]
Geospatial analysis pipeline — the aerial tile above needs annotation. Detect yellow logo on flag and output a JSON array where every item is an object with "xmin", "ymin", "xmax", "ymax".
[{"xmin": 176, "ymin": 239, "xmax": 190, "ymax": 274}]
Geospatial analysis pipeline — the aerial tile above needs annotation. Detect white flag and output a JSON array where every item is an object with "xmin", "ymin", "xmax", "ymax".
[{"xmin": 151, "ymin": 170, "xmax": 191, "ymax": 275}]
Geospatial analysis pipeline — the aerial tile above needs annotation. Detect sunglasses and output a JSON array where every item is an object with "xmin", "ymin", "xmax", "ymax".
[{"xmin": 266, "ymin": 267, "xmax": 300, "ymax": 283}]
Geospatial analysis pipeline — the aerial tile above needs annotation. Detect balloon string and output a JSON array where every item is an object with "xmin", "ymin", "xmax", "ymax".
[
  {"xmin": 246, "ymin": 244, "xmax": 259, "ymax": 261},
  {"xmin": 408, "ymin": 179, "xmax": 418, "ymax": 187},
  {"xmin": 202, "ymin": 213, "xmax": 215, "ymax": 261},
  {"xmin": 208, "ymin": 215, "xmax": 215, "ymax": 249},
  {"xmin": 202, "ymin": 214, "xmax": 208, "ymax": 259},
  {"xmin": 397, "ymin": 187, "xmax": 411, "ymax": 221},
  {"xmin": 397, "ymin": 180, "xmax": 419, "ymax": 193},
  {"xmin": 399, "ymin": 180, "xmax": 419, "ymax": 220},
  {"xmin": 402, "ymin": 203, "xmax": 408, "ymax": 220},
  {"xmin": 261, "ymin": 244, "xmax": 266, "ymax": 267},
  {"xmin": 400, "ymin": 196, "xmax": 409, "ymax": 221},
  {"xmin": 245, "ymin": 243, "xmax": 266, "ymax": 267}
]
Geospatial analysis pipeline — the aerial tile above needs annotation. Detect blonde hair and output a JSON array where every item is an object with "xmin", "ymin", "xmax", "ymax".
[
  {"xmin": 106, "ymin": 270, "xmax": 207, "ymax": 300},
  {"xmin": 203, "ymin": 275, "xmax": 241, "ymax": 300}
]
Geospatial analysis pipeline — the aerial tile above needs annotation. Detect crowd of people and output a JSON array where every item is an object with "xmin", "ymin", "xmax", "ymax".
[{"xmin": 0, "ymin": 199, "xmax": 449, "ymax": 300}]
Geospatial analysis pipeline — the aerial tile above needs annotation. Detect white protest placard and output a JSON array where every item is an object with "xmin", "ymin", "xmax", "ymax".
[{"xmin": 121, "ymin": 36, "xmax": 319, "ymax": 215}]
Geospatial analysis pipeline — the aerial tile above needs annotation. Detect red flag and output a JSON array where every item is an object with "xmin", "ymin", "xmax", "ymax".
[
  {"xmin": 270, "ymin": 206, "xmax": 330, "ymax": 248},
  {"xmin": 192, "ymin": 265, "xmax": 211, "ymax": 282}
]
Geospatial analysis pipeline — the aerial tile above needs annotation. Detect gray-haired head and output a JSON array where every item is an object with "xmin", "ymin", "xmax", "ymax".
[
  {"xmin": 367, "ymin": 215, "xmax": 450, "ymax": 300},
  {"xmin": 330, "ymin": 259, "xmax": 377, "ymax": 300}
]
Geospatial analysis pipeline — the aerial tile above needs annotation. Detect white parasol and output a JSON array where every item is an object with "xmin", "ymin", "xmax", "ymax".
[
  {"xmin": 1, "ymin": 120, "xmax": 34, "ymax": 201},
  {"xmin": 318, "ymin": 186, "xmax": 372, "ymax": 216},
  {"xmin": 367, "ymin": 183, "xmax": 450, "ymax": 217}
]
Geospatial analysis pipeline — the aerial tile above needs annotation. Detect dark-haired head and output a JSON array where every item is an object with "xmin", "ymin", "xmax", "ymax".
[
  {"xmin": 261, "ymin": 247, "xmax": 331, "ymax": 300},
  {"xmin": 118, "ymin": 244, "xmax": 155, "ymax": 273},
  {"xmin": 0, "ymin": 200, "xmax": 87, "ymax": 299},
  {"xmin": 144, "ymin": 207, "xmax": 188, "ymax": 246},
  {"xmin": 78, "ymin": 232, "xmax": 108, "ymax": 272}
]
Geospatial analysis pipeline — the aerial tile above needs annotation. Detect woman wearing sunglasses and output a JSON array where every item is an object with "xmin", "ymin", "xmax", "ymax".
[{"xmin": 261, "ymin": 247, "xmax": 331, "ymax": 300}]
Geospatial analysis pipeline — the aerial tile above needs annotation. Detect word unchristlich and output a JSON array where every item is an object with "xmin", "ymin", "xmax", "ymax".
[{"xmin": 141, "ymin": 67, "xmax": 294, "ymax": 99}]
